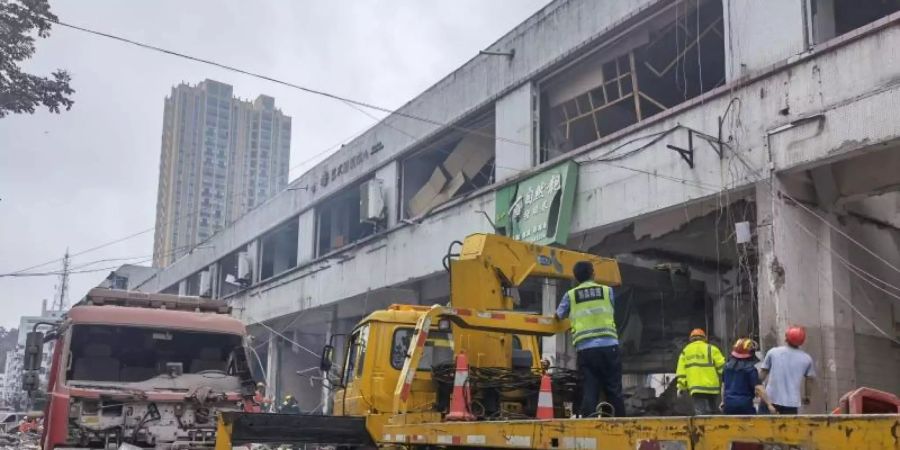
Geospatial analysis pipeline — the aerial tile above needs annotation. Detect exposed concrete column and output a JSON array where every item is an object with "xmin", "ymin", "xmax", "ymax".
[
  {"xmin": 177, "ymin": 279, "xmax": 187, "ymax": 296},
  {"xmin": 266, "ymin": 331, "xmax": 280, "ymax": 408},
  {"xmin": 756, "ymin": 180, "xmax": 856, "ymax": 411},
  {"xmin": 297, "ymin": 211, "xmax": 315, "ymax": 265},
  {"xmin": 207, "ymin": 263, "xmax": 219, "ymax": 298},
  {"xmin": 540, "ymin": 281, "xmax": 558, "ymax": 362},
  {"xmin": 495, "ymin": 83, "xmax": 534, "ymax": 182},
  {"xmin": 815, "ymin": 213, "xmax": 856, "ymax": 406},
  {"xmin": 541, "ymin": 280, "xmax": 574, "ymax": 369}
]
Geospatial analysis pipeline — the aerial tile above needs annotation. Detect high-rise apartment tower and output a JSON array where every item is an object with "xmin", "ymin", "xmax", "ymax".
[{"xmin": 153, "ymin": 80, "xmax": 291, "ymax": 267}]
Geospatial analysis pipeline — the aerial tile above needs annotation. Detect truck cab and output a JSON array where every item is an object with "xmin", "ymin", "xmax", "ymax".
[
  {"xmin": 28, "ymin": 289, "xmax": 255, "ymax": 450},
  {"xmin": 330, "ymin": 304, "xmax": 542, "ymax": 438}
]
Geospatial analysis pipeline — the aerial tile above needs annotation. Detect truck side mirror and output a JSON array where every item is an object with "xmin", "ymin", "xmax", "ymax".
[
  {"xmin": 23, "ymin": 331, "xmax": 45, "ymax": 372},
  {"xmin": 320, "ymin": 344, "xmax": 335, "ymax": 373}
]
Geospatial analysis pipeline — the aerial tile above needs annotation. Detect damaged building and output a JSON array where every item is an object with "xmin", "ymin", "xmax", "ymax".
[{"xmin": 135, "ymin": 0, "xmax": 900, "ymax": 415}]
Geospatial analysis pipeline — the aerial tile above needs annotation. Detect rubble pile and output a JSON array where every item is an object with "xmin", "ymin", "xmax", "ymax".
[
  {"xmin": 0, "ymin": 431, "xmax": 40, "ymax": 450},
  {"xmin": 623, "ymin": 379, "xmax": 693, "ymax": 416}
]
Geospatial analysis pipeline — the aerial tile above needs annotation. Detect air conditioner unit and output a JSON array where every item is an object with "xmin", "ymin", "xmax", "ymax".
[
  {"xmin": 198, "ymin": 270, "xmax": 212, "ymax": 297},
  {"xmin": 237, "ymin": 252, "xmax": 252, "ymax": 283},
  {"xmin": 359, "ymin": 178, "xmax": 386, "ymax": 223}
]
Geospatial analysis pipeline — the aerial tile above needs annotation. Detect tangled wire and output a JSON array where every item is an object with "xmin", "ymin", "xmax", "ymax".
[{"xmin": 431, "ymin": 363, "xmax": 581, "ymax": 419}]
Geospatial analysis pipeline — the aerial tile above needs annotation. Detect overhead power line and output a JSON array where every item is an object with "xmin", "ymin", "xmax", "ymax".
[
  {"xmin": 0, "ymin": 258, "xmax": 153, "ymax": 278},
  {"xmin": 1, "ymin": 242, "xmax": 198, "ymax": 279},
  {"xmin": 52, "ymin": 20, "xmax": 529, "ymax": 149},
  {"xmin": 7, "ymin": 225, "xmax": 155, "ymax": 275},
  {"xmin": 42, "ymin": 16, "xmax": 900, "ymax": 295}
]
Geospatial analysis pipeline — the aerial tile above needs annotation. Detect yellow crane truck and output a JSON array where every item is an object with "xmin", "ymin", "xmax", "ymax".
[{"xmin": 216, "ymin": 233, "xmax": 899, "ymax": 449}]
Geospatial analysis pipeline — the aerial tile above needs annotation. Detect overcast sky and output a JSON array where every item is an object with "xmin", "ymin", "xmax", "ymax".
[{"xmin": 0, "ymin": 0, "xmax": 548, "ymax": 329}]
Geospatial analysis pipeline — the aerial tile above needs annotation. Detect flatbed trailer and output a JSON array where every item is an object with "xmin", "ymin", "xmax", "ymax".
[
  {"xmin": 380, "ymin": 414, "xmax": 900, "ymax": 449},
  {"xmin": 213, "ymin": 412, "xmax": 899, "ymax": 449}
]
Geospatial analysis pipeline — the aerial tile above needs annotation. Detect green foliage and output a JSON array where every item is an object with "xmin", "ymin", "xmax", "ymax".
[{"xmin": 0, "ymin": 0, "xmax": 74, "ymax": 117}]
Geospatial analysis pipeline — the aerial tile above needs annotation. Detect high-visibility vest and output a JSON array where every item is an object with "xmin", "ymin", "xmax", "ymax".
[
  {"xmin": 676, "ymin": 340, "xmax": 726, "ymax": 395},
  {"xmin": 567, "ymin": 281, "xmax": 617, "ymax": 346}
]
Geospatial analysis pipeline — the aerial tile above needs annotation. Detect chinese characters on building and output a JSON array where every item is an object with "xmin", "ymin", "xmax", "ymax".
[{"xmin": 511, "ymin": 172, "xmax": 562, "ymax": 241}]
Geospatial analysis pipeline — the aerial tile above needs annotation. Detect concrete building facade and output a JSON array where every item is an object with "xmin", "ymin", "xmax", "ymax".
[
  {"xmin": 137, "ymin": 0, "xmax": 900, "ymax": 414},
  {"xmin": 153, "ymin": 80, "xmax": 292, "ymax": 267}
]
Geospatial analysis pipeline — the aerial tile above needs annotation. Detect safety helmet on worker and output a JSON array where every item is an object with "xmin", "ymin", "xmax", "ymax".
[
  {"xmin": 731, "ymin": 338, "xmax": 758, "ymax": 359},
  {"xmin": 689, "ymin": 328, "xmax": 707, "ymax": 341},
  {"xmin": 785, "ymin": 326, "xmax": 806, "ymax": 347},
  {"xmin": 257, "ymin": 382, "xmax": 265, "ymax": 388}
]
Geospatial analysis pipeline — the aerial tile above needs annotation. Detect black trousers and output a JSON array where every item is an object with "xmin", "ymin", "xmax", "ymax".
[{"xmin": 577, "ymin": 345, "xmax": 626, "ymax": 417}]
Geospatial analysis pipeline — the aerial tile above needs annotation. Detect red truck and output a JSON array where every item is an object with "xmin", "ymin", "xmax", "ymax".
[{"xmin": 23, "ymin": 288, "xmax": 257, "ymax": 449}]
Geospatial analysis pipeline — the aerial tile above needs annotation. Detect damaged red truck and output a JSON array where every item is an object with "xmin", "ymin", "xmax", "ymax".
[{"xmin": 23, "ymin": 288, "xmax": 257, "ymax": 449}]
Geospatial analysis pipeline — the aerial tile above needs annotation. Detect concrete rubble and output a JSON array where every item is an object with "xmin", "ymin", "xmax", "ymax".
[{"xmin": 0, "ymin": 431, "xmax": 40, "ymax": 450}]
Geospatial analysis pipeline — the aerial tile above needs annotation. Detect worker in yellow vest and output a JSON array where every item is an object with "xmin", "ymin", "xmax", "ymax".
[
  {"xmin": 676, "ymin": 328, "xmax": 725, "ymax": 415},
  {"xmin": 556, "ymin": 261, "xmax": 625, "ymax": 417}
]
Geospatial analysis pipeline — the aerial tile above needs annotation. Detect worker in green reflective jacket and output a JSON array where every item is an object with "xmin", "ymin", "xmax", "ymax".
[{"xmin": 676, "ymin": 328, "xmax": 725, "ymax": 415}]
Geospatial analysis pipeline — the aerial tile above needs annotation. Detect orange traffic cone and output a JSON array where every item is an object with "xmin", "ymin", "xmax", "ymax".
[
  {"xmin": 446, "ymin": 352, "xmax": 475, "ymax": 421},
  {"xmin": 536, "ymin": 372, "xmax": 554, "ymax": 419}
]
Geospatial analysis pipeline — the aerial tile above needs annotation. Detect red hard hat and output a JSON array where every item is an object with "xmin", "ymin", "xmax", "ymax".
[
  {"xmin": 785, "ymin": 326, "xmax": 806, "ymax": 347},
  {"xmin": 689, "ymin": 328, "xmax": 706, "ymax": 340}
]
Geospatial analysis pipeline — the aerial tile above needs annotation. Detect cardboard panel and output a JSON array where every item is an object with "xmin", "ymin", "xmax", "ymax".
[{"xmin": 407, "ymin": 167, "xmax": 448, "ymax": 217}]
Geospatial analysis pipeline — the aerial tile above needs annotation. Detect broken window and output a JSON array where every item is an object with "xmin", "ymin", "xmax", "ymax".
[
  {"xmin": 66, "ymin": 325, "xmax": 243, "ymax": 383},
  {"xmin": 161, "ymin": 284, "xmax": 179, "ymax": 295},
  {"xmin": 260, "ymin": 218, "xmax": 299, "ymax": 281},
  {"xmin": 402, "ymin": 113, "xmax": 495, "ymax": 218},
  {"xmin": 217, "ymin": 244, "xmax": 248, "ymax": 298},
  {"xmin": 540, "ymin": 0, "xmax": 725, "ymax": 160},
  {"xmin": 507, "ymin": 277, "xmax": 565, "ymax": 314},
  {"xmin": 107, "ymin": 274, "xmax": 128, "ymax": 290},
  {"xmin": 811, "ymin": 0, "xmax": 900, "ymax": 43},
  {"xmin": 317, "ymin": 177, "xmax": 382, "ymax": 256},
  {"xmin": 185, "ymin": 271, "xmax": 201, "ymax": 296}
]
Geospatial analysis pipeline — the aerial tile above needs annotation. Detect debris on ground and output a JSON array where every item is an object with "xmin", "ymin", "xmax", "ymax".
[{"xmin": 0, "ymin": 431, "xmax": 40, "ymax": 450}]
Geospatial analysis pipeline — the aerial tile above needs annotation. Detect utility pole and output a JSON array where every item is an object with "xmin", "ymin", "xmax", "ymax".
[{"xmin": 55, "ymin": 249, "xmax": 70, "ymax": 311}]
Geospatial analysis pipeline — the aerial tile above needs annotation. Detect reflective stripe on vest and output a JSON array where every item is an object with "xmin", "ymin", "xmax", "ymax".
[
  {"xmin": 567, "ymin": 281, "xmax": 617, "ymax": 345},
  {"xmin": 679, "ymin": 341, "xmax": 721, "ymax": 394}
]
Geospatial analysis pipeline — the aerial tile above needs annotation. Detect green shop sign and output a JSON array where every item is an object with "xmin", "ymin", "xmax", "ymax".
[{"xmin": 495, "ymin": 161, "xmax": 578, "ymax": 245}]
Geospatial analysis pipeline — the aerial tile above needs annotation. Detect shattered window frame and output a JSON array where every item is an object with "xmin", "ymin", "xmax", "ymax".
[
  {"xmin": 259, "ymin": 216, "xmax": 300, "ymax": 281},
  {"xmin": 400, "ymin": 111, "xmax": 496, "ymax": 220},
  {"xmin": 315, "ymin": 176, "xmax": 380, "ymax": 257},
  {"xmin": 539, "ymin": 0, "xmax": 726, "ymax": 161}
]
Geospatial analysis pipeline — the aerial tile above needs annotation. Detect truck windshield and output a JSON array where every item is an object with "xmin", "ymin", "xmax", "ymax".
[
  {"xmin": 390, "ymin": 328, "xmax": 453, "ymax": 370},
  {"xmin": 66, "ymin": 325, "xmax": 243, "ymax": 383}
]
